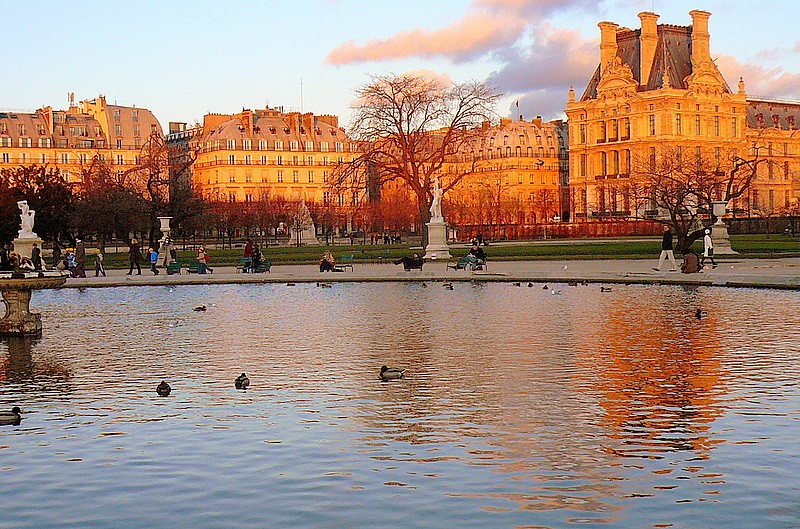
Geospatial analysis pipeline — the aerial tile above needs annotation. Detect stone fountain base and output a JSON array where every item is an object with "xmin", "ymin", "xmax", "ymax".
[{"xmin": 0, "ymin": 272, "xmax": 68, "ymax": 335}]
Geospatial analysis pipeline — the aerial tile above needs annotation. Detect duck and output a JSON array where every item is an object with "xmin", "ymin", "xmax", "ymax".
[
  {"xmin": 695, "ymin": 309, "xmax": 708, "ymax": 319},
  {"xmin": 512, "ymin": 282, "xmax": 521, "ymax": 287},
  {"xmin": 286, "ymin": 282, "xmax": 296, "ymax": 286},
  {"xmin": 0, "ymin": 406, "xmax": 22, "ymax": 426},
  {"xmin": 156, "ymin": 381, "xmax": 171, "ymax": 397},
  {"xmin": 193, "ymin": 305, "xmax": 207, "ymax": 312},
  {"xmin": 316, "ymin": 282, "xmax": 332, "ymax": 288},
  {"xmin": 568, "ymin": 281, "xmax": 578, "ymax": 287},
  {"xmin": 600, "ymin": 286, "xmax": 613, "ymax": 292},
  {"xmin": 442, "ymin": 282, "xmax": 453, "ymax": 290},
  {"xmin": 235, "ymin": 372, "xmax": 250, "ymax": 389},
  {"xmin": 551, "ymin": 289, "xmax": 563, "ymax": 295},
  {"xmin": 421, "ymin": 282, "xmax": 428, "ymax": 288},
  {"xmin": 527, "ymin": 282, "xmax": 534, "ymax": 287},
  {"xmin": 542, "ymin": 284, "xmax": 548, "ymax": 290},
  {"xmin": 379, "ymin": 365, "xmax": 405, "ymax": 381}
]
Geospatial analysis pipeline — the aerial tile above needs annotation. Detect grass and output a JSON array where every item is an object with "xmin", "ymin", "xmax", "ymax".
[{"xmin": 91, "ymin": 235, "xmax": 800, "ymax": 269}]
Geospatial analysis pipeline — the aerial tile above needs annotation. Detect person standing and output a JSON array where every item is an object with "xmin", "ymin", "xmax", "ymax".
[
  {"xmin": 51, "ymin": 241, "xmax": 61, "ymax": 268},
  {"xmin": 0, "ymin": 243, "xmax": 12, "ymax": 271},
  {"xmin": 127, "ymin": 239, "xmax": 141, "ymax": 275},
  {"xmin": 31, "ymin": 243, "xmax": 43, "ymax": 270},
  {"xmin": 94, "ymin": 248, "xmax": 106, "ymax": 277},
  {"xmin": 243, "ymin": 239, "xmax": 253, "ymax": 259},
  {"xmin": 149, "ymin": 247, "xmax": 159, "ymax": 275},
  {"xmin": 653, "ymin": 224, "xmax": 678, "ymax": 272},
  {"xmin": 701, "ymin": 228, "xmax": 717, "ymax": 268},
  {"xmin": 74, "ymin": 239, "xmax": 87, "ymax": 278}
]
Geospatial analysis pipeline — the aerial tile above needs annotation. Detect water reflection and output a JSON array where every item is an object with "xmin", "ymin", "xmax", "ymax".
[{"xmin": 0, "ymin": 283, "xmax": 798, "ymax": 529}]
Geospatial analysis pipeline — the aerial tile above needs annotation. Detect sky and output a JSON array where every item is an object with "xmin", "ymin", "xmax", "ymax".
[{"xmin": 2, "ymin": 0, "xmax": 800, "ymax": 132}]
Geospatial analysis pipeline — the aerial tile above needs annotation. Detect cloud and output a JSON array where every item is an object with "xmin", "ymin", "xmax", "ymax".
[
  {"xmin": 326, "ymin": 12, "xmax": 526, "ymax": 64},
  {"xmin": 716, "ymin": 54, "xmax": 800, "ymax": 99}
]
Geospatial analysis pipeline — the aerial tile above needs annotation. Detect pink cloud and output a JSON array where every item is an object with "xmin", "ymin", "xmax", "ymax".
[
  {"xmin": 326, "ymin": 12, "xmax": 525, "ymax": 65},
  {"xmin": 715, "ymin": 54, "xmax": 800, "ymax": 100}
]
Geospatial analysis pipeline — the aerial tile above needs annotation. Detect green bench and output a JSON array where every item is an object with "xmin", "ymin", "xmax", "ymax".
[
  {"xmin": 166, "ymin": 261, "xmax": 183, "ymax": 275},
  {"xmin": 339, "ymin": 254, "xmax": 354, "ymax": 271},
  {"xmin": 236, "ymin": 257, "xmax": 252, "ymax": 273},
  {"xmin": 255, "ymin": 260, "xmax": 271, "ymax": 273},
  {"xmin": 187, "ymin": 261, "xmax": 202, "ymax": 274}
]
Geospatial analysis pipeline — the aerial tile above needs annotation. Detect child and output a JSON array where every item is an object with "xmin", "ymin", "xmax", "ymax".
[
  {"xmin": 94, "ymin": 248, "xmax": 106, "ymax": 277},
  {"xmin": 149, "ymin": 247, "xmax": 159, "ymax": 275}
]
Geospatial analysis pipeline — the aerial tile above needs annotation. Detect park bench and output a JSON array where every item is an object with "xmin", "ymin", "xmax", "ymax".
[
  {"xmin": 255, "ymin": 259, "xmax": 271, "ymax": 273},
  {"xmin": 236, "ymin": 257, "xmax": 253, "ymax": 273},
  {"xmin": 339, "ymin": 254, "xmax": 354, "ymax": 271},
  {"xmin": 166, "ymin": 261, "xmax": 183, "ymax": 275},
  {"xmin": 187, "ymin": 261, "xmax": 202, "ymax": 274},
  {"xmin": 377, "ymin": 249, "xmax": 391, "ymax": 264}
]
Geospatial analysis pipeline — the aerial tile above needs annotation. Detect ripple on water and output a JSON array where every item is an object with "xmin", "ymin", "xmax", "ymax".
[{"xmin": 1, "ymin": 283, "xmax": 799, "ymax": 528}]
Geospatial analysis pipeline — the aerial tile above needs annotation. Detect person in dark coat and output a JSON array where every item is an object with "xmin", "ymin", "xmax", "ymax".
[
  {"xmin": 51, "ymin": 241, "xmax": 61, "ymax": 268},
  {"xmin": 653, "ymin": 224, "xmax": 678, "ymax": 272},
  {"xmin": 127, "ymin": 238, "xmax": 142, "ymax": 275},
  {"xmin": 681, "ymin": 249, "xmax": 702, "ymax": 274},
  {"xmin": 74, "ymin": 239, "xmax": 87, "ymax": 278},
  {"xmin": 31, "ymin": 243, "xmax": 43, "ymax": 270},
  {"xmin": 393, "ymin": 253, "xmax": 424, "ymax": 271}
]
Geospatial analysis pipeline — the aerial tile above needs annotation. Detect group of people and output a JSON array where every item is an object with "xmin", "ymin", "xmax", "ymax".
[
  {"xmin": 654, "ymin": 224, "xmax": 717, "ymax": 274},
  {"xmin": 0, "ymin": 243, "xmax": 44, "ymax": 272},
  {"xmin": 242, "ymin": 239, "xmax": 263, "ymax": 272}
]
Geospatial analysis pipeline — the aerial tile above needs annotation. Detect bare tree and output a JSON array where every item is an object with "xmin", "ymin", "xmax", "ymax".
[
  {"xmin": 626, "ymin": 140, "xmax": 765, "ymax": 251},
  {"xmin": 331, "ymin": 73, "xmax": 501, "ymax": 244}
]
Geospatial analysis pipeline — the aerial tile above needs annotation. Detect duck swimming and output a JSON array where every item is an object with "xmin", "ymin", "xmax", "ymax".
[
  {"xmin": 193, "ymin": 305, "xmax": 207, "ymax": 312},
  {"xmin": 156, "ymin": 381, "xmax": 171, "ymax": 397},
  {"xmin": 235, "ymin": 373, "xmax": 250, "ymax": 389},
  {"xmin": 0, "ymin": 406, "xmax": 22, "ymax": 426},
  {"xmin": 379, "ymin": 365, "xmax": 405, "ymax": 381}
]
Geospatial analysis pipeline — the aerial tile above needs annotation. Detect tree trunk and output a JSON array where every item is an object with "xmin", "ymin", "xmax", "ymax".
[{"xmin": 418, "ymin": 194, "xmax": 432, "ymax": 247}]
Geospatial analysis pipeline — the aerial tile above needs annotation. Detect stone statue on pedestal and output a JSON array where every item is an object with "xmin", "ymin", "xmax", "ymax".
[
  {"xmin": 424, "ymin": 177, "xmax": 451, "ymax": 260},
  {"xmin": 429, "ymin": 177, "xmax": 443, "ymax": 221},
  {"xmin": 17, "ymin": 201, "xmax": 37, "ymax": 239}
]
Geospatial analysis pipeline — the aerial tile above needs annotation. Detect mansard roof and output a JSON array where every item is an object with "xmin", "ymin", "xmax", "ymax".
[
  {"xmin": 581, "ymin": 23, "xmax": 731, "ymax": 101},
  {"xmin": 747, "ymin": 99, "xmax": 800, "ymax": 131}
]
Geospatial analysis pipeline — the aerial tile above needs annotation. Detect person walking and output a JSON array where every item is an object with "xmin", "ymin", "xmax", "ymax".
[
  {"xmin": 127, "ymin": 239, "xmax": 141, "ymax": 275},
  {"xmin": 94, "ymin": 248, "xmax": 106, "ymax": 277},
  {"xmin": 653, "ymin": 224, "xmax": 678, "ymax": 272},
  {"xmin": 74, "ymin": 239, "xmax": 87, "ymax": 278},
  {"xmin": 149, "ymin": 247, "xmax": 160, "ymax": 275},
  {"xmin": 51, "ymin": 241, "xmax": 61, "ymax": 269},
  {"xmin": 701, "ymin": 228, "xmax": 717, "ymax": 268}
]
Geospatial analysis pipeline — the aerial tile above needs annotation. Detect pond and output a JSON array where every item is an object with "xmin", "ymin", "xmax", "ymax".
[{"xmin": 1, "ymin": 282, "xmax": 799, "ymax": 529}]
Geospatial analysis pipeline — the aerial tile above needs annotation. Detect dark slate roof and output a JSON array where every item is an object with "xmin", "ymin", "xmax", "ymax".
[
  {"xmin": 581, "ymin": 23, "xmax": 729, "ymax": 100},
  {"xmin": 747, "ymin": 99, "xmax": 800, "ymax": 130}
]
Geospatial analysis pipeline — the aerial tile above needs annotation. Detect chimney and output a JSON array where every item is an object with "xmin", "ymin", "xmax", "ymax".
[
  {"xmin": 598, "ymin": 21, "xmax": 619, "ymax": 76},
  {"xmin": 638, "ymin": 12, "xmax": 660, "ymax": 86},
  {"xmin": 690, "ymin": 10, "xmax": 711, "ymax": 63}
]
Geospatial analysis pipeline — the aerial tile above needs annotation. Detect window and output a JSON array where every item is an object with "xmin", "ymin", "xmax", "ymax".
[
  {"xmin": 261, "ymin": 155, "xmax": 268, "ymax": 165},
  {"xmin": 117, "ymin": 154, "xmax": 124, "ymax": 165},
  {"xmin": 135, "ymin": 138, "xmax": 141, "ymax": 147},
  {"xmin": 649, "ymin": 115, "xmax": 656, "ymax": 135},
  {"xmin": 229, "ymin": 171, "xmax": 235, "ymax": 183},
  {"xmin": 244, "ymin": 155, "xmax": 252, "ymax": 165},
  {"xmin": 335, "ymin": 142, "xmax": 343, "ymax": 152},
  {"xmin": 601, "ymin": 152, "xmax": 608, "ymax": 175},
  {"xmin": 229, "ymin": 193, "xmax": 236, "ymax": 203},
  {"xmin": 277, "ymin": 171, "xmax": 283, "ymax": 182},
  {"xmin": 17, "ymin": 124, "xmax": 26, "ymax": 135},
  {"xmin": 133, "ymin": 125, "xmax": 140, "ymax": 136},
  {"xmin": 245, "ymin": 193, "xmax": 253, "ymax": 203},
  {"xmin": 226, "ymin": 139, "xmax": 236, "ymax": 149},
  {"xmin": 228, "ymin": 154, "xmax": 235, "ymax": 164},
  {"xmin": 714, "ymin": 116, "xmax": 720, "ymax": 136},
  {"xmin": 323, "ymin": 171, "xmax": 328, "ymax": 183},
  {"xmin": 276, "ymin": 155, "xmax": 283, "ymax": 165},
  {"xmin": 579, "ymin": 124, "xmax": 586, "ymax": 143},
  {"xmin": 245, "ymin": 171, "xmax": 252, "ymax": 183},
  {"xmin": 307, "ymin": 156, "xmax": 314, "ymax": 166},
  {"xmin": 695, "ymin": 115, "xmax": 701, "ymax": 136},
  {"xmin": 731, "ymin": 117, "xmax": 737, "ymax": 137},
  {"xmin": 40, "ymin": 153, "xmax": 47, "ymax": 163},
  {"xmin": 320, "ymin": 141, "xmax": 329, "ymax": 152},
  {"xmin": 580, "ymin": 154, "xmax": 587, "ymax": 177},
  {"xmin": 292, "ymin": 170, "xmax": 299, "ymax": 183},
  {"xmin": 598, "ymin": 122, "xmax": 606, "ymax": 142},
  {"xmin": 61, "ymin": 153, "xmax": 69, "ymax": 164},
  {"xmin": 308, "ymin": 171, "xmax": 314, "ymax": 183},
  {"xmin": 676, "ymin": 114, "xmax": 682, "ymax": 135},
  {"xmin": 649, "ymin": 147, "xmax": 656, "ymax": 171},
  {"xmin": 243, "ymin": 140, "xmax": 252, "ymax": 150},
  {"xmin": 785, "ymin": 161, "xmax": 790, "ymax": 180},
  {"xmin": 132, "ymin": 110, "xmax": 138, "ymax": 122},
  {"xmin": 2, "ymin": 153, "xmax": 8, "ymax": 163},
  {"xmin": 114, "ymin": 109, "xmax": 120, "ymax": 122},
  {"xmin": 79, "ymin": 153, "xmax": 88, "ymax": 164},
  {"xmin": 258, "ymin": 140, "xmax": 267, "ymax": 150},
  {"xmin": 116, "ymin": 139, "xmax": 123, "ymax": 148},
  {"xmin": 323, "ymin": 191, "xmax": 330, "ymax": 204},
  {"xmin": 715, "ymin": 147, "xmax": 721, "ymax": 169},
  {"xmin": 275, "ymin": 140, "xmax": 283, "ymax": 150},
  {"xmin": 115, "ymin": 124, "xmax": 122, "ymax": 136},
  {"xmin": 289, "ymin": 141, "xmax": 298, "ymax": 151},
  {"xmin": 768, "ymin": 160, "xmax": 774, "ymax": 180},
  {"xmin": 305, "ymin": 141, "xmax": 314, "ymax": 150}
]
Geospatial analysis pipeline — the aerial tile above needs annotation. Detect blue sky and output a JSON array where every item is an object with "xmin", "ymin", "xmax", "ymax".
[{"xmin": 2, "ymin": 0, "xmax": 799, "ymax": 130}]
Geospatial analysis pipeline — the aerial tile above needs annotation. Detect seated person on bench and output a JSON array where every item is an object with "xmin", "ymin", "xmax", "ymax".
[
  {"xmin": 319, "ymin": 250, "xmax": 338, "ymax": 272},
  {"xmin": 393, "ymin": 253, "xmax": 423, "ymax": 271},
  {"xmin": 465, "ymin": 242, "xmax": 486, "ymax": 270}
]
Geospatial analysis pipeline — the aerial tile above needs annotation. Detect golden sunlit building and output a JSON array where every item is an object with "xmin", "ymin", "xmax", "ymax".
[
  {"xmin": 185, "ymin": 107, "xmax": 359, "ymax": 205},
  {"xmin": 444, "ymin": 116, "xmax": 568, "ymax": 238},
  {"xmin": 0, "ymin": 95, "xmax": 163, "ymax": 184},
  {"xmin": 566, "ymin": 10, "xmax": 800, "ymax": 220}
]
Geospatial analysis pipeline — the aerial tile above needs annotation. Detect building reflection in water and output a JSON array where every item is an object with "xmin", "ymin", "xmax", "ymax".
[{"xmin": 0, "ymin": 335, "xmax": 72, "ymax": 390}]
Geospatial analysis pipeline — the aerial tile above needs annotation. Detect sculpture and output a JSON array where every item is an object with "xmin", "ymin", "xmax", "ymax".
[
  {"xmin": 17, "ymin": 201, "xmax": 36, "ymax": 238},
  {"xmin": 429, "ymin": 177, "xmax": 443, "ymax": 221}
]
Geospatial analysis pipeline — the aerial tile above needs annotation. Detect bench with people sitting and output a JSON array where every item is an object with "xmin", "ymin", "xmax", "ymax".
[
  {"xmin": 448, "ymin": 242, "xmax": 487, "ymax": 271},
  {"xmin": 166, "ymin": 261, "xmax": 183, "ymax": 275},
  {"xmin": 393, "ymin": 253, "xmax": 424, "ymax": 271}
]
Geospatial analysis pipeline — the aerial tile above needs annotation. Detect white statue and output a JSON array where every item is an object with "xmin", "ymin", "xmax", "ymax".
[
  {"xmin": 429, "ymin": 177, "xmax": 443, "ymax": 221},
  {"xmin": 17, "ymin": 200, "xmax": 36, "ymax": 237},
  {"xmin": 296, "ymin": 199, "xmax": 313, "ymax": 230}
]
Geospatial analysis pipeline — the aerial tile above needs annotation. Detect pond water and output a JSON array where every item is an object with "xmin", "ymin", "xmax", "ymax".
[{"xmin": 1, "ymin": 282, "xmax": 799, "ymax": 529}]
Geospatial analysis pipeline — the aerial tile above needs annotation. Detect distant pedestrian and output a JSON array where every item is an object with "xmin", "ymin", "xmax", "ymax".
[
  {"xmin": 701, "ymin": 228, "xmax": 717, "ymax": 268},
  {"xmin": 149, "ymin": 247, "xmax": 159, "ymax": 275},
  {"xmin": 51, "ymin": 241, "xmax": 61, "ymax": 268},
  {"xmin": 31, "ymin": 242, "xmax": 43, "ymax": 270},
  {"xmin": 243, "ymin": 239, "xmax": 253, "ymax": 259},
  {"xmin": 74, "ymin": 239, "xmax": 87, "ymax": 278},
  {"xmin": 94, "ymin": 248, "xmax": 106, "ymax": 277},
  {"xmin": 128, "ymin": 239, "xmax": 142, "ymax": 275},
  {"xmin": 653, "ymin": 225, "xmax": 678, "ymax": 272}
]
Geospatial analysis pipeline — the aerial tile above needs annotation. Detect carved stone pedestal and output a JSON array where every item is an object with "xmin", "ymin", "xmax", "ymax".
[
  {"xmin": 12, "ymin": 236, "xmax": 43, "ymax": 260},
  {"xmin": 424, "ymin": 221, "xmax": 452, "ymax": 260},
  {"xmin": 0, "ymin": 274, "xmax": 67, "ymax": 335}
]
